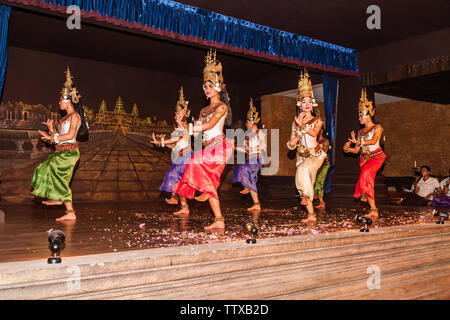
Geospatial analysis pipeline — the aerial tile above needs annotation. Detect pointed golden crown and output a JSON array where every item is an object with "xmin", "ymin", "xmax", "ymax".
[
  {"xmin": 203, "ymin": 49, "xmax": 224, "ymax": 89},
  {"xmin": 296, "ymin": 68, "xmax": 313, "ymax": 103},
  {"xmin": 246, "ymin": 98, "xmax": 260, "ymax": 124},
  {"xmin": 358, "ymin": 88, "xmax": 375, "ymax": 117},
  {"xmin": 175, "ymin": 86, "xmax": 190, "ymax": 118},
  {"xmin": 60, "ymin": 67, "xmax": 81, "ymax": 103}
]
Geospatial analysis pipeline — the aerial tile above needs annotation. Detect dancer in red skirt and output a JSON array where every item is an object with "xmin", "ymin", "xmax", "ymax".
[
  {"xmin": 343, "ymin": 89, "xmax": 386, "ymax": 218},
  {"xmin": 173, "ymin": 49, "xmax": 233, "ymax": 231}
]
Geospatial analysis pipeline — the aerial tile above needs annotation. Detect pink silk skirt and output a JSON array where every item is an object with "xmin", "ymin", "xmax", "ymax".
[
  {"xmin": 354, "ymin": 148, "xmax": 386, "ymax": 200},
  {"xmin": 174, "ymin": 134, "xmax": 233, "ymax": 199}
]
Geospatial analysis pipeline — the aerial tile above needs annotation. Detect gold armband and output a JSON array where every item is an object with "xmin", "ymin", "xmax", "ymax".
[
  {"xmin": 214, "ymin": 111, "xmax": 225, "ymax": 118},
  {"xmin": 70, "ymin": 125, "xmax": 78, "ymax": 130}
]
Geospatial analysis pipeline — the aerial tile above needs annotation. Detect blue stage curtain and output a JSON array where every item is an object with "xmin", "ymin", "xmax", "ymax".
[
  {"xmin": 322, "ymin": 75, "xmax": 338, "ymax": 194},
  {"xmin": 25, "ymin": 0, "xmax": 358, "ymax": 74},
  {"xmin": 0, "ymin": 4, "xmax": 11, "ymax": 101}
]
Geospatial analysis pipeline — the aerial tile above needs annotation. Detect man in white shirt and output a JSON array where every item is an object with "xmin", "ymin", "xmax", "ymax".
[
  {"xmin": 401, "ymin": 166, "xmax": 441, "ymax": 206},
  {"xmin": 432, "ymin": 169, "xmax": 450, "ymax": 208}
]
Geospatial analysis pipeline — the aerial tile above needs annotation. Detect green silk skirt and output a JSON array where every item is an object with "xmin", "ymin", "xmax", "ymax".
[
  {"xmin": 31, "ymin": 148, "xmax": 80, "ymax": 202},
  {"xmin": 314, "ymin": 161, "xmax": 331, "ymax": 197}
]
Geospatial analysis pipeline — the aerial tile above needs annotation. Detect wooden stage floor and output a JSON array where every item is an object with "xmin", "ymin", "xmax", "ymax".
[{"xmin": 0, "ymin": 199, "xmax": 440, "ymax": 264}]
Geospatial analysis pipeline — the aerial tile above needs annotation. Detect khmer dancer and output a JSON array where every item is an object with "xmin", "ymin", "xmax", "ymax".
[
  {"xmin": 31, "ymin": 67, "xmax": 89, "ymax": 221},
  {"xmin": 313, "ymin": 125, "xmax": 331, "ymax": 210},
  {"xmin": 287, "ymin": 69, "xmax": 326, "ymax": 223},
  {"xmin": 343, "ymin": 88, "xmax": 386, "ymax": 218},
  {"xmin": 150, "ymin": 87, "xmax": 192, "ymax": 215},
  {"xmin": 233, "ymin": 98, "xmax": 266, "ymax": 211},
  {"xmin": 173, "ymin": 49, "xmax": 233, "ymax": 231}
]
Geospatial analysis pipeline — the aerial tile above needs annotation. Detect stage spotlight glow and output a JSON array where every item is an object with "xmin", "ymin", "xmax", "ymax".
[
  {"xmin": 47, "ymin": 230, "xmax": 66, "ymax": 264},
  {"xmin": 243, "ymin": 220, "xmax": 258, "ymax": 244},
  {"xmin": 433, "ymin": 209, "xmax": 449, "ymax": 225},
  {"xmin": 355, "ymin": 215, "xmax": 372, "ymax": 233}
]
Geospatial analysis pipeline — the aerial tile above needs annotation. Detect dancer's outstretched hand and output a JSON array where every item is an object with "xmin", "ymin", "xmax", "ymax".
[
  {"xmin": 294, "ymin": 112, "xmax": 306, "ymax": 126},
  {"xmin": 41, "ymin": 119, "xmax": 54, "ymax": 132},
  {"xmin": 149, "ymin": 132, "xmax": 159, "ymax": 144},
  {"xmin": 38, "ymin": 130, "xmax": 51, "ymax": 140},
  {"xmin": 348, "ymin": 130, "xmax": 358, "ymax": 144}
]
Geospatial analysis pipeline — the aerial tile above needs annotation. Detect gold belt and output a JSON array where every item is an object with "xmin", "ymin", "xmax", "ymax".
[
  {"xmin": 55, "ymin": 143, "xmax": 79, "ymax": 152},
  {"xmin": 361, "ymin": 148, "xmax": 384, "ymax": 160},
  {"xmin": 203, "ymin": 133, "xmax": 225, "ymax": 149}
]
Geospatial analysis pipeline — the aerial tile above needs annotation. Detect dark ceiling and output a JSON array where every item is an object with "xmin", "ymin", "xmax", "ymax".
[
  {"xmin": 177, "ymin": 0, "xmax": 450, "ymax": 50},
  {"xmin": 5, "ymin": 8, "xmax": 302, "ymax": 83},
  {"xmin": 2, "ymin": 1, "xmax": 450, "ymax": 106},
  {"xmin": 373, "ymin": 71, "xmax": 450, "ymax": 105}
]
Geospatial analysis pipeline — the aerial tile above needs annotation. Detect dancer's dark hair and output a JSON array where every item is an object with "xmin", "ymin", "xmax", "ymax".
[{"xmin": 59, "ymin": 99, "xmax": 89, "ymax": 142}]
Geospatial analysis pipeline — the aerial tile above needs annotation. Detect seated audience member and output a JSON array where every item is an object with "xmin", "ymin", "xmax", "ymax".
[
  {"xmin": 401, "ymin": 166, "xmax": 441, "ymax": 206},
  {"xmin": 432, "ymin": 169, "xmax": 450, "ymax": 209}
]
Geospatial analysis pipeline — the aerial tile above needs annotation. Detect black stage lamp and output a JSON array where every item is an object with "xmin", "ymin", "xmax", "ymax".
[
  {"xmin": 355, "ymin": 215, "xmax": 372, "ymax": 233},
  {"xmin": 243, "ymin": 220, "xmax": 258, "ymax": 244},
  {"xmin": 433, "ymin": 209, "xmax": 449, "ymax": 225},
  {"xmin": 48, "ymin": 230, "xmax": 66, "ymax": 264}
]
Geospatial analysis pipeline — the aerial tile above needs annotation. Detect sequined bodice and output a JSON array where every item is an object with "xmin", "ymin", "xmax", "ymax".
[{"xmin": 57, "ymin": 114, "xmax": 81, "ymax": 144}]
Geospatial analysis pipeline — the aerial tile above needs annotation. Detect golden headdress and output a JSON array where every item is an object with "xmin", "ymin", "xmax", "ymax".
[
  {"xmin": 296, "ymin": 68, "xmax": 314, "ymax": 106},
  {"xmin": 203, "ymin": 49, "xmax": 224, "ymax": 92},
  {"xmin": 358, "ymin": 88, "xmax": 375, "ymax": 117},
  {"xmin": 296, "ymin": 68, "xmax": 319, "ymax": 117},
  {"xmin": 175, "ymin": 86, "xmax": 190, "ymax": 118},
  {"xmin": 246, "ymin": 98, "xmax": 260, "ymax": 124},
  {"xmin": 60, "ymin": 66, "xmax": 81, "ymax": 103}
]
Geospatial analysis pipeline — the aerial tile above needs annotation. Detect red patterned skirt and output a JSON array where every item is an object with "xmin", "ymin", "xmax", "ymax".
[
  {"xmin": 354, "ymin": 148, "xmax": 386, "ymax": 200},
  {"xmin": 173, "ymin": 134, "xmax": 233, "ymax": 199}
]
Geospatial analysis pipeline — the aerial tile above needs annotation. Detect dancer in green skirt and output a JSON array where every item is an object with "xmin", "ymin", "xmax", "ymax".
[
  {"xmin": 31, "ymin": 67, "xmax": 89, "ymax": 221},
  {"xmin": 313, "ymin": 126, "xmax": 331, "ymax": 210}
]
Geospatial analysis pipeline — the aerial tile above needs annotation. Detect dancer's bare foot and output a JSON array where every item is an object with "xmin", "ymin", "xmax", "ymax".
[
  {"xmin": 365, "ymin": 208, "xmax": 379, "ymax": 219},
  {"xmin": 165, "ymin": 198, "xmax": 178, "ymax": 205},
  {"xmin": 300, "ymin": 198, "xmax": 308, "ymax": 206},
  {"xmin": 174, "ymin": 205, "xmax": 189, "ymax": 216},
  {"xmin": 315, "ymin": 202, "xmax": 326, "ymax": 210},
  {"xmin": 204, "ymin": 218, "xmax": 225, "ymax": 231},
  {"xmin": 361, "ymin": 195, "xmax": 368, "ymax": 203},
  {"xmin": 301, "ymin": 215, "xmax": 317, "ymax": 223},
  {"xmin": 56, "ymin": 209, "xmax": 76, "ymax": 221},
  {"xmin": 42, "ymin": 200, "xmax": 63, "ymax": 206},
  {"xmin": 240, "ymin": 188, "xmax": 250, "ymax": 195},
  {"xmin": 247, "ymin": 203, "xmax": 261, "ymax": 211},
  {"xmin": 195, "ymin": 193, "xmax": 211, "ymax": 202}
]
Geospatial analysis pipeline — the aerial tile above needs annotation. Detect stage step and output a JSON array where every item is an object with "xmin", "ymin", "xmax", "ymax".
[{"xmin": 0, "ymin": 223, "xmax": 449, "ymax": 300}]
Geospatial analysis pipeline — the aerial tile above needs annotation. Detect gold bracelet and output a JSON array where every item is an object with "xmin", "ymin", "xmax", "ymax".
[{"xmin": 50, "ymin": 131, "xmax": 56, "ymax": 144}]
